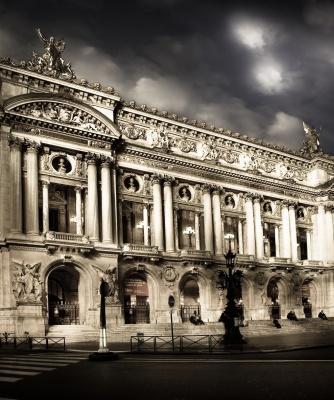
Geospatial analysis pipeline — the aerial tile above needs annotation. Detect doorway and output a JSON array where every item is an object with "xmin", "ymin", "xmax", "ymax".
[{"xmin": 124, "ymin": 273, "xmax": 150, "ymax": 324}]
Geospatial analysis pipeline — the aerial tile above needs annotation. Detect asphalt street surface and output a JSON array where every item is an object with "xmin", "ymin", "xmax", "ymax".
[{"xmin": 0, "ymin": 348, "xmax": 334, "ymax": 400}]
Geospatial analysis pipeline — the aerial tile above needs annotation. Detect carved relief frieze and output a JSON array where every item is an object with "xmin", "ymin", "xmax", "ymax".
[
  {"xmin": 11, "ymin": 101, "xmax": 109, "ymax": 134},
  {"xmin": 117, "ymin": 115, "xmax": 312, "ymax": 184},
  {"xmin": 12, "ymin": 261, "xmax": 43, "ymax": 303}
]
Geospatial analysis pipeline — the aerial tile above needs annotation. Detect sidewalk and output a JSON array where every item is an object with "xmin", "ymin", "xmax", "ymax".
[{"xmin": 66, "ymin": 330, "xmax": 334, "ymax": 354}]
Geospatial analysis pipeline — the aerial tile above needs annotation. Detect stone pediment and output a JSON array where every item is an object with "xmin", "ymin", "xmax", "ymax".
[{"xmin": 4, "ymin": 93, "xmax": 120, "ymax": 140}]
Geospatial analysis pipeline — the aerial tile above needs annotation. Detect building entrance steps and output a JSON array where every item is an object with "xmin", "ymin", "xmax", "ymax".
[{"xmin": 45, "ymin": 319, "xmax": 334, "ymax": 343}]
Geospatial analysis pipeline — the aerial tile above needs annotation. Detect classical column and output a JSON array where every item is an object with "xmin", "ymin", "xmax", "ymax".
[
  {"xmin": 202, "ymin": 184, "xmax": 214, "ymax": 253},
  {"xmin": 75, "ymin": 187, "xmax": 83, "ymax": 235},
  {"xmin": 212, "ymin": 188, "xmax": 223, "ymax": 255},
  {"xmin": 163, "ymin": 177, "xmax": 175, "ymax": 252},
  {"xmin": 310, "ymin": 208, "xmax": 318, "ymax": 260},
  {"xmin": 195, "ymin": 212, "xmax": 201, "ymax": 251},
  {"xmin": 101, "ymin": 158, "xmax": 113, "ymax": 243},
  {"xmin": 9, "ymin": 138, "xmax": 23, "ymax": 233},
  {"xmin": 174, "ymin": 209, "xmax": 180, "ymax": 251},
  {"xmin": 237, "ymin": 219, "xmax": 244, "ymax": 255},
  {"xmin": 274, "ymin": 224, "xmax": 280, "ymax": 258},
  {"xmin": 86, "ymin": 156, "xmax": 99, "ymax": 241},
  {"xmin": 281, "ymin": 201, "xmax": 291, "ymax": 259},
  {"xmin": 42, "ymin": 181, "xmax": 49, "ymax": 233},
  {"xmin": 143, "ymin": 204, "xmax": 150, "ymax": 246},
  {"xmin": 152, "ymin": 175, "xmax": 164, "ymax": 250},
  {"xmin": 306, "ymin": 229, "xmax": 312, "ymax": 260},
  {"xmin": 325, "ymin": 205, "xmax": 334, "ymax": 261},
  {"xmin": 317, "ymin": 203, "xmax": 326, "ymax": 261},
  {"xmin": 244, "ymin": 193, "xmax": 255, "ymax": 256},
  {"xmin": 289, "ymin": 203, "xmax": 298, "ymax": 262},
  {"xmin": 253, "ymin": 195, "xmax": 264, "ymax": 260},
  {"xmin": 25, "ymin": 142, "xmax": 40, "ymax": 235}
]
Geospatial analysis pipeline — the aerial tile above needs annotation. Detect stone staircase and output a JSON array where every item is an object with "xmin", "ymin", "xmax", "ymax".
[
  {"xmin": 47, "ymin": 325, "xmax": 99, "ymax": 343},
  {"xmin": 46, "ymin": 318, "xmax": 334, "ymax": 343}
]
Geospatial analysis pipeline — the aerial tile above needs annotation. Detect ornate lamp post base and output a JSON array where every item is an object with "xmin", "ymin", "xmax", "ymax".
[{"xmin": 220, "ymin": 234, "xmax": 247, "ymax": 346}]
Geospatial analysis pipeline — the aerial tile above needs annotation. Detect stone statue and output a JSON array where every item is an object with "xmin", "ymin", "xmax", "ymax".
[
  {"xmin": 91, "ymin": 265, "xmax": 120, "ymax": 304},
  {"xmin": 12, "ymin": 261, "xmax": 43, "ymax": 302},
  {"xmin": 300, "ymin": 122, "xmax": 321, "ymax": 157},
  {"xmin": 26, "ymin": 28, "xmax": 75, "ymax": 80}
]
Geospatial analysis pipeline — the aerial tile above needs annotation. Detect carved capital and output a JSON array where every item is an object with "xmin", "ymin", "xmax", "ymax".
[
  {"xmin": 201, "ymin": 183, "xmax": 213, "ymax": 194},
  {"xmin": 85, "ymin": 152, "xmax": 99, "ymax": 165},
  {"xmin": 325, "ymin": 204, "xmax": 334, "ymax": 213},
  {"xmin": 9, "ymin": 136, "xmax": 23, "ymax": 150},
  {"xmin": 163, "ymin": 175, "xmax": 175, "ymax": 186},
  {"xmin": 151, "ymin": 173, "xmax": 161, "ymax": 185},
  {"xmin": 100, "ymin": 155, "xmax": 113, "ymax": 168},
  {"xmin": 212, "ymin": 186, "xmax": 224, "ymax": 196},
  {"xmin": 41, "ymin": 180, "xmax": 49, "ymax": 188},
  {"xmin": 25, "ymin": 140, "xmax": 40, "ymax": 153},
  {"xmin": 74, "ymin": 186, "xmax": 82, "ymax": 193}
]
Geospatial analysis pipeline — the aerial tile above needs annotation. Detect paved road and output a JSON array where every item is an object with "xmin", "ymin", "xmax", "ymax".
[{"xmin": 1, "ymin": 348, "xmax": 334, "ymax": 400}]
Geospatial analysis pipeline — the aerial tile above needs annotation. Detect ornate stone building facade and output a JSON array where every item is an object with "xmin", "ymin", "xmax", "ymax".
[{"xmin": 1, "ymin": 33, "xmax": 334, "ymax": 336}]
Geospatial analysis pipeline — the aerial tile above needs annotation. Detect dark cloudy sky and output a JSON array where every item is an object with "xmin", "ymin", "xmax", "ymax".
[{"xmin": 1, "ymin": 0, "xmax": 334, "ymax": 153}]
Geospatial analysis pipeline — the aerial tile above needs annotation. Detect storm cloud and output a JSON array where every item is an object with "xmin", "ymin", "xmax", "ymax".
[{"xmin": 1, "ymin": 0, "xmax": 334, "ymax": 152}]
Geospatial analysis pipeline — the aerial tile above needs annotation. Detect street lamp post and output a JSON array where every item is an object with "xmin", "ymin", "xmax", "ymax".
[
  {"xmin": 220, "ymin": 233, "xmax": 246, "ymax": 345},
  {"xmin": 183, "ymin": 226, "xmax": 194, "ymax": 248},
  {"xmin": 89, "ymin": 278, "xmax": 119, "ymax": 360},
  {"xmin": 168, "ymin": 295, "xmax": 175, "ymax": 352}
]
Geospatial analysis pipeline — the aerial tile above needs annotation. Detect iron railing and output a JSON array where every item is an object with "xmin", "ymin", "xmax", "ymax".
[
  {"xmin": 0, "ymin": 335, "xmax": 65, "ymax": 351},
  {"xmin": 130, "ymin": 334, "xmax": 224, "ymax": 353},
  {"xmin": 180, "ymin": 305, "xmax": 201, "ymax": 322},
  {"xmin": 49, "ymin": 302, "xmax": 80, "ymax": 325},
  {"xmin": 124, "ymin": 305, "xmax": 150, "ymax": 324}
]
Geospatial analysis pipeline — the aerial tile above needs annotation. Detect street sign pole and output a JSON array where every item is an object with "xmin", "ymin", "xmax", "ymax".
[{"xmin": 168, "ymin": 295, "xmax": 175, "ymax": 352}]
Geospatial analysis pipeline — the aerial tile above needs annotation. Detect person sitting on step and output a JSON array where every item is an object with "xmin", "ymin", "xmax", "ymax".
[
  {"xmin": 190, "ymin": 310, "xmax": 204, "ymax": 325},
  {"xmin": 318, "ymin": 310, "xmax": 328, "ymax": 320},
  {"xmin": 287, "ymin": 310, "xmax": 298, "ymax": 321},
  {"xmin": 273, "ymin": 319, "xmax": 282, "ymax": 329}
]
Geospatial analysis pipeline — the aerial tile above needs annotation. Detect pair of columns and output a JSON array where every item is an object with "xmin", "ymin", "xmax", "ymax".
[
  {"xmin": 86, "ymin": 156, "xmax": 115, "ymax": 243},
  {"xmin": 151, "ymin": 175, "xmax": 175, "ymax": 252},
  {"xmin": 244, "ymin": 194, "xmax": 264, "ymax": 259},
  {"xmin": 10, "ymin": 140, "xmax": 40, "ymax": 235}
]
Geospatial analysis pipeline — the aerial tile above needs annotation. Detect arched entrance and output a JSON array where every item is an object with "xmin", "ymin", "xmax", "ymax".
[
  {"xmin": 48, "ymin": 265, "xmax": 80, "ymax": 325},
  {"xmin": 267, "ymin": 278, "xmax": 281, "ymax": 319},
  {"xmin": 124, "ymin": 272, "xmax": 150, "ymax": 324},
  {"xmin": 180, "ymin": 277, "xmax": 201, "ymax": 322}
]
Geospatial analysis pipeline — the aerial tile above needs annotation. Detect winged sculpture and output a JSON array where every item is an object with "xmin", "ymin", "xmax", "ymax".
[
  {"xmin": 91, "ymin": 265, "xmax": 120, "ymax": 303},
  {"xmin": 12, "ymin": 261, "xmax": 42, "ymax": 302}
]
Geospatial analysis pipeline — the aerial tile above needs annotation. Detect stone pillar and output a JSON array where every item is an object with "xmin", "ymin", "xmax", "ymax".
[
  {"xmin": 202, "ymin": 185, "xmax": 214, "ymax": 253},
  {"xmin": 317, "ymin": 204, "xmax": 326, "ymax": 261},
  {"xmin": 244, "ymin": 194, "xmax": 255, "ymax": 256},
  {"xmin": 289, "ymin": 203, "xmax": 298, "ymax": 262},
  {"xmin": 306, "ymin": 229, "xmax": 312, "ymax": 260},
  {"xmin": 253, "ymin": 195, "xmax": 264, "ymax": 260},
  {"xmin": 42, "ymin": 181, "xmax": 49, "ymax": 233},
  {"xmin": 174, "ymin": 209, "xmax": 180, "ymax": 251},
  {"xmin": 152, "ymin": 175, "xmax": 164, "ymax": 250},
  {"xmin": 143, "ymin": 204, "xmax": 150, "ymax": 246},
  {"xmin": 86, "ymin": 157, "xmax": 99, "ymax": 241},
  {"xmin": 211, "ymin": 189, "xmax": 223, "ymax": 255},
  {"xmin": 25, "ymin": 142, "xmax": 40, "ymax": 235},
  {"xmin": 9, "ymin": 139, "xmax": 23, "ymax": 233},
  {"xmin": 281, "ymin": 201, "xmax": 291, "ymax": 259},
  {"xmin": 75, "ymin": 187, "xmax": 83, "ymax": 235},
  {"xmin": 325, "ymin": 205, "xmax": 334, "ymax": 261},
  {"xmin": 101, "ymin": 158, "xmax": 113, "ymax": 243},
  {"xmin": 195, "ymin": 212, "xmax": 201, "ymax": 251},
  {"xmin": 310, "ymin": 209, "xmax": 318, "ymax": 260},
  {"xmin": 163, "ymin": 178, "xmax": 175, "ymax": 252},
  {"xmin": 238, "ymin": 219, "xmax": 244, "ymax": 255},
  {"xmin": 274, "ymin": 224, "xmax": 280, "ymax": 258}
]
